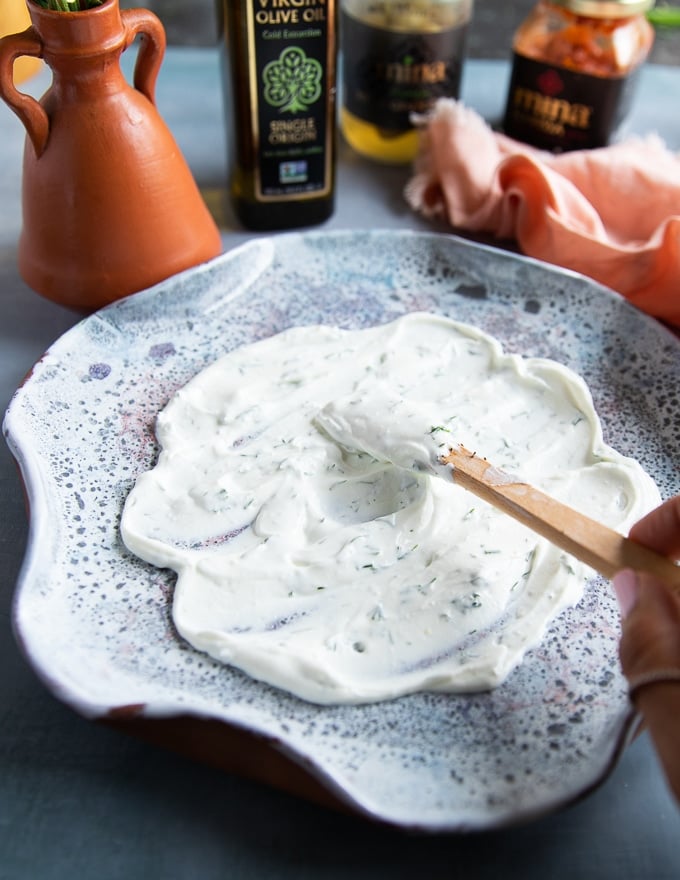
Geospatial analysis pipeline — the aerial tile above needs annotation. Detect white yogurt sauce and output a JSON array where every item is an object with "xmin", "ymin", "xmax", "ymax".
[{"xmin": 121, "ymin": 313, "xmax": 660, "ymax": 705}]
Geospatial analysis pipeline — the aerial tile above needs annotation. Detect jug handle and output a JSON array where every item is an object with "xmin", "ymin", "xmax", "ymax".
[
  {"xmin": 121, "ymin": 9, "xmax": 166, "ymax": 107},
  {"xmin": 0, "ymin": 28, "xmax": 49, "ymax": 158}
]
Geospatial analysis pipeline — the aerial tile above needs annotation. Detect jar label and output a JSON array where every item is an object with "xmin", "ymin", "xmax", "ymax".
[
  {"xmin": 341, "ymin": 12, "xmax": 468, "ymax": 132},
  {"xmin": 245, "ymin": 0, "xmax": 335, "ymax": 202},
  {"xmin": 503, "ymin": 53, "xmax": 639, "ymax": 151}
]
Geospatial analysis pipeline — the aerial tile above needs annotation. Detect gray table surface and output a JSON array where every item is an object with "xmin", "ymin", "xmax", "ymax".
[{"xmin": 1, "ymin": 49, "xmax": 679, "ymax": 880}]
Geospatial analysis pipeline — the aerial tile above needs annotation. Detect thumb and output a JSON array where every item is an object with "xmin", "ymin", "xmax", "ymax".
[
  {"xmin": 613, "ymin": 569, "xmax": 680, "ymax": 804},
  {"xmin": 614, "ymin": 569, "xmax": 680, "ymax": 680}
]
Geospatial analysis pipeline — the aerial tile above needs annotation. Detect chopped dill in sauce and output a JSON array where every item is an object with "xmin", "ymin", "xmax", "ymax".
[{"xmin": 121, "ymin": 312, "xmax": 659, "ymax": 705}]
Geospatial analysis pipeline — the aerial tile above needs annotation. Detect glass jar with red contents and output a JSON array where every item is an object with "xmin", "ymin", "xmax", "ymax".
[{"xmin": 502, "ymin": 0, "xmax": 655, "ymax": 151}]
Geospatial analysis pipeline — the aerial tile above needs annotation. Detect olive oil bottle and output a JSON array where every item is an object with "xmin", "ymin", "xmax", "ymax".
[
  {"xmin": 216, "ymin": 1, "xmax": 337, "ymax": 231},
  {"xmin": 341, "ymin": 0, "xmax": 473, "ymax": 164}
]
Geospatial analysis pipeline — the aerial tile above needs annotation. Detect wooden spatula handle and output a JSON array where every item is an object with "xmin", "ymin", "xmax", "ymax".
[{"xmin": 442, "ymin": 445, "xmax": 680, "ymax": 590}]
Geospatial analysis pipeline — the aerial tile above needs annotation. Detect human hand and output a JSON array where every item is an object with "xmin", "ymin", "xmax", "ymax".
[{"xmin": 613, "ymin": 494, "xmax": 680, "ymax": 803}]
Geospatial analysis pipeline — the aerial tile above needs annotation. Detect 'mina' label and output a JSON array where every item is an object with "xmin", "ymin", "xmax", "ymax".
[
  {"xmin": 247, "ymin": 0, "xmax": 334, "ymax": 201},
  {"xmin": 503, "ymin": 54, "xmax": 638, "ymax": 152},
  {"xmin": 342, "ymin": 12, "xmax": 468, "ymax": 132}
]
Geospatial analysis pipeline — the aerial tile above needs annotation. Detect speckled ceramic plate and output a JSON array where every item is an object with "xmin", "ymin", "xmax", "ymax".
[{"xmin": 4, "ymin": 230, "xmax": 680, "ymax": 832}]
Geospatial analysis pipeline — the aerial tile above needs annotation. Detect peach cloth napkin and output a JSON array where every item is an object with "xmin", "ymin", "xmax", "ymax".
[{"xmin": 405, "ymin": 99, "xmax": 680, "ymax": 327}]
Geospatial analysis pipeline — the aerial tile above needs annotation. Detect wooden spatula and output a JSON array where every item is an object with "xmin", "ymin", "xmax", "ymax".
[{"xmin": 442, "ymin": 444, "xmax": 680, "ymax": 590}]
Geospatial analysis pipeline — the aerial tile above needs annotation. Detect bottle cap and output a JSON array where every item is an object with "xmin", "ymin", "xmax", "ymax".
[{"xmin": 550, "ymin": 0, "xmax": 655, "ymax": 17}]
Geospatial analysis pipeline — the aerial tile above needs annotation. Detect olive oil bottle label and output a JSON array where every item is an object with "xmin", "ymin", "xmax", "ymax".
[
  {"xmin": 503, "ymin": 54, "xmax": 639, "ymax": 151},
  {"xmin": 246, "ymin": 0, "xmax": 334, "ymax": 201},
  {"xmin": 341, "ymin": 12, "xmax": 468, "ymax": 132}
]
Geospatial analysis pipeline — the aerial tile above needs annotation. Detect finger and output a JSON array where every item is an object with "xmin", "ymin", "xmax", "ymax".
[
  {"xmin": 628, "ymin": 495, "xmax": 680, "ymax": 559},
  {"xmin": 616, "ymin": 571, "xmax": 680, "ymax": 679},
  {"xmin": 614, "ymin": 569, "xmax": 680, "ymax": 804}
]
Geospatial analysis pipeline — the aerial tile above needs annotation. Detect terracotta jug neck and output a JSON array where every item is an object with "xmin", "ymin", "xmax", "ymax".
[
  {"xmin": 26, "ymin": 0, "xmax": 127, "ymax": 59},
  {"xmin": 1, "ymin": 0, "xmax": 167, "ymax": 156}
]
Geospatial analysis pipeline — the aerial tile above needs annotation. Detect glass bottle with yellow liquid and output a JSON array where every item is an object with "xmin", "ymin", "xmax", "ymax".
[{"xmin": 341, "ymin": 0, "xmax": 473, "ymax": 163}]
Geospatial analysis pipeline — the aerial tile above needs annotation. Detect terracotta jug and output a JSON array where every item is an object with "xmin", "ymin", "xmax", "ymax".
[{"xmin": 0, "ymin": 0, "xmax": 222, "ymax": 310}]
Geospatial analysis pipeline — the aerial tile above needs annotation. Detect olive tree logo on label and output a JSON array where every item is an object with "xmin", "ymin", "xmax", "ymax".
[{"xmin": 263, "ymin": 46, "xmax": 323, "ymax": 113}]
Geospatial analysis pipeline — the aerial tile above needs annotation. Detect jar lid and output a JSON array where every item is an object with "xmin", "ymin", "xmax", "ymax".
[{"xmin": 549, "ymin": 0, "xmax": 655, "ymax": 16}]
